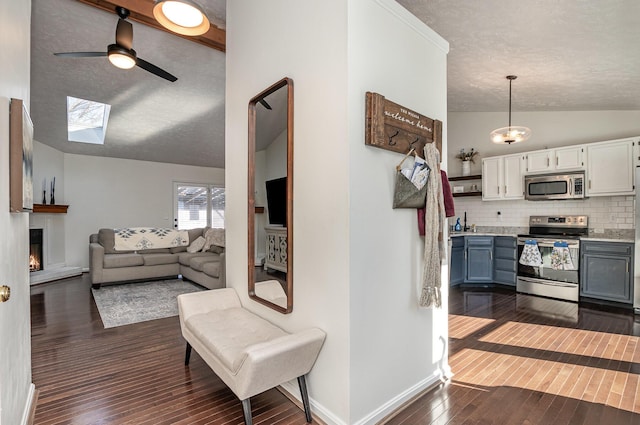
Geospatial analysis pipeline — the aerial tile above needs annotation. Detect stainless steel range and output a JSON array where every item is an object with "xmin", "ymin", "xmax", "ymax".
[{"xmin": 517, "ymin": 215, "xmax": 588, "ymax": 302}]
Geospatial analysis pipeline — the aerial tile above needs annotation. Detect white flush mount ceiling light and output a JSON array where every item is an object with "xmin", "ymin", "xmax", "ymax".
[
  {"xmin": 490, "ymin": 75, "xmax": 531, "ymax": 144},
  {"xmin": 153, "ymin": 0, "xmax": 210, "ymax": 36}
]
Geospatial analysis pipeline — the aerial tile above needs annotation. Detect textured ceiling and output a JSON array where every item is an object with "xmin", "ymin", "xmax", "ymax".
[
  {"xmin": 398, "ymin": 0, "xmax": 640, "ymax": 112},
  {"xmin": 31, "ymin": 0, "xmax": 226, "ymax": 168},
  {"xmin": 30, "ymin": 1, "xmax": 640, "ymax": 168}
]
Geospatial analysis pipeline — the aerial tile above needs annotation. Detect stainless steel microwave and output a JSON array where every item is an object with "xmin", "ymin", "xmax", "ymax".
[{"xmin": 524, "ymin": 172, "xmax": 585, "ymax": 201}]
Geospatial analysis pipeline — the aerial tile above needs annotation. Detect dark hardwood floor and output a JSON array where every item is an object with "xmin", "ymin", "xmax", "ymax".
[
  {"xmin": 385, "ymin": 286, "xmax": 640, "ymax": 425},
  {"xmin": 31, "ymin": 274, "xmax": 318, "ymax": 425},
  {"xmin": 32, "ymin": 277, "xmax": 640, "ymax": 424}
]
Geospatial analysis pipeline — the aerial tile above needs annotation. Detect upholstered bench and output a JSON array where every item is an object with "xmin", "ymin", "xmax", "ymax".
[{"xmin": 177, "ymin": 288, "xmax": 325, "ymax": 425}]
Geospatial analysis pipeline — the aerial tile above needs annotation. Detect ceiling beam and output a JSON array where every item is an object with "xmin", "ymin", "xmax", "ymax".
[{"xmin": 75, "ymin": 0, "xmax": 225, "ymax": 52}]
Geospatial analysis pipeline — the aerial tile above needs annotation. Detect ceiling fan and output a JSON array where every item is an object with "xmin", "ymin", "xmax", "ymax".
[{"xmin": 54, "ymin": 6, "xmax": 177, "ymax": 82}]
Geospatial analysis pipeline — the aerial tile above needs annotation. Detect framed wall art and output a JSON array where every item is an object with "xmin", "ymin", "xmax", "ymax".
[{"xmin": 10, "ymin": 98, "xmax": 34, "ymax": 212}]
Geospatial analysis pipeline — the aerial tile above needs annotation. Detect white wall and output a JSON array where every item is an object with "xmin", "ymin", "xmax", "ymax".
[
  {"xmin": 63, "ymin": 154, "xmax": 224, "ymax": 269},
  {"xmin": 0, "ymin": 0, "xmax": 33, "ymax": 423},
  {"xmin": 227, "ymin": 1, "xmax": 449, "ymax": 424},
  {"xmin": 448, "ymin": 110, "xmax": 640, "ymax": 176},
  {"xmin": 347, "ymin": 1, "xmax": 449, "ymax": 422},
  {"xmin": 33, "ymin": 140, "xmax": 64, "ymax": 205},
  {"xmin": 227, "ymin": 0, "xmax": 351, "ymax": 423}
]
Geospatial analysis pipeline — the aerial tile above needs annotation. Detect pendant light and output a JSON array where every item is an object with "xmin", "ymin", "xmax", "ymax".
[
  {"xmin": 490, "ymin": 75, "xmax": 531, "ymax": 144},
  {"xmin": 153, "ymin": 0, "xmax": 210, "ymax": 36}
]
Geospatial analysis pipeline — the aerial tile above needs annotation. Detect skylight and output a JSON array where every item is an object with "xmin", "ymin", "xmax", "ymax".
[{"xmin": 67, "ymin": 96, "xmax": 111, "ymax": 144}]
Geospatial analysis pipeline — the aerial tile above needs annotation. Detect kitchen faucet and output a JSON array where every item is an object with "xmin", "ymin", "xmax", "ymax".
[{"xmin": 463, "ymin": 211, "xmax": 470, "ymax": 232}]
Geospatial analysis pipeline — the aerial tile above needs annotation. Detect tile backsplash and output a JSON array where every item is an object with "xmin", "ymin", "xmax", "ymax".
[{"xmin": 451, "ymin": 195, "xmax": 635, "ymax": 238}]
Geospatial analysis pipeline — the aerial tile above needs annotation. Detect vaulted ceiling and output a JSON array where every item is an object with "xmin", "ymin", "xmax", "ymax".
[{"xmin": 30, "ymin": 0, "xmax": 640, "ymax": 168}]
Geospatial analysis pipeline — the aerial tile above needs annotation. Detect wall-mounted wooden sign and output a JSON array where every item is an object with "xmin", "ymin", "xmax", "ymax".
[{"xmin": 365, "ymin": 92, "xmax": 442, "ymax": 159}]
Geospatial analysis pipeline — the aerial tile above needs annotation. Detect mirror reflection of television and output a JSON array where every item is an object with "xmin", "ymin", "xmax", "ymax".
[{"xmin": 265, "ymin": 177, "xmax": 286, "ymax": 226}]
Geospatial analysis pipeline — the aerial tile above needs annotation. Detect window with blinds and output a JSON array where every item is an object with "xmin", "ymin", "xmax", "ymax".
[{"xmin": 175, "ymin": 183, "xmax": 225, "ymax": 230}]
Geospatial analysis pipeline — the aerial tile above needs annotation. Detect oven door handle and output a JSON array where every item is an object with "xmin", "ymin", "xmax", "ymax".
[
  {"xmin": 518, "ymin": 277, "xmax": 578, "ymax": 288},
  {"xmin": 517, "ymin": 241, "xmax": 579, "ymax": 249}
]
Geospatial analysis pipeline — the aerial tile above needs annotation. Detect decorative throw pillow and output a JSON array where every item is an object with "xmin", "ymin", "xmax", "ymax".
[
  {"xmin": 187, "ymin": 236, "xmax": 206, "ymax": 253},
  {"xmin": 203, "ymin": 228, "xmax": 225, "ymax": 251},
  {"xmin": 207, "ymin": 245, "xmax": 224, "ymax": 254}
]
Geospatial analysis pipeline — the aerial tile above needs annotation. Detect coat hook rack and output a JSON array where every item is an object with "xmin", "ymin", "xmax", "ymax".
[
  {"xmin": 388, "ymin": 130, "xmax": 399, "ymax": 146},
  {"xmin": 365, "ymin": 92, "xmax": 442, "ymax": 160}
]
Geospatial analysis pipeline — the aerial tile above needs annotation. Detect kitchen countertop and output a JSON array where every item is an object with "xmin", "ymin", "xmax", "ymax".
[{"xmin": 449, "ymin": 232, "xmax": 635, "ymax": 244}]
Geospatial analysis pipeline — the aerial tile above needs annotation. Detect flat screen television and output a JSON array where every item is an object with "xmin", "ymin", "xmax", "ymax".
[{"xmin": 265, "ymin": 177, "xmax": 287, "ymax": 226}]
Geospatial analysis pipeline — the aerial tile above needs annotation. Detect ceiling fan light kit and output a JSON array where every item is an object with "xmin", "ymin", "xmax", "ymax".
[
  {"xmin": 107, "ymin": 45, "xmax": 136, "ymax": 69},
  {"xmin": 490, "ymin": 75, "xmax": 531, "ymax": 144},
  {"xmin": 153, "ymin": 0, "xmax": 210, "ymax": 36}
]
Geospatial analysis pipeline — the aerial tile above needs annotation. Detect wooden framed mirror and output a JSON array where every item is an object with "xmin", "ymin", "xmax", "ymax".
[{"xmin": 248, "ymin": 77, "xmax": 293, "ymax": 313}]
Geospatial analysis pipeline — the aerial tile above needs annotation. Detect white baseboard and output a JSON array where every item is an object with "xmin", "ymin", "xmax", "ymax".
[
  {"xmin": 20, "ymin": 384, "xmax": 37, "ymax": 425},
  {"xmin": 280, "ymin": 368, "xmax": 450, "ymax": 425}
]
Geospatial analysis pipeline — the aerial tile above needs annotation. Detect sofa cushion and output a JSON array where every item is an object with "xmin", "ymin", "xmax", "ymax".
[
  {"xmin": 187, "ymin": 236, "xmax": 206, "ymax": 253},
  {"xmin": 103, "ymin": 253, "xmax": 144, "ymax": 269},
  {"xmin": 203, "ymin": 228, "xmax": 225, "ymax": 251},
  {"xmin": 187, "ymin": 228, "xmax": 204, "ymax": 243},
  {"xmin": 137, "ymin": 248, "xmax": 171, "ymax": 254},
  {"xmin": 177, "ymin": 252, "xmax": 218, "ymax": 266},
  {"xmin": 207, "ymin": 245, "xmax": 224, "ymax": 254},
  {"xmin": 185, "ymin": 308, "xmax": 287, "ymax": 373},
  {"xmin": 142, "ymin": 253, "xmax": 179, "ymax": 266},
  {"xmin": 202, "ymin": 261, "xmax": 221, "ymax": 278},
  {"xmin": 170, "ymin": 246, "xmax": 187, "ymax": 254},
  {"xmin": 189, "ymin": 255, "xmax": 220, "ymax": 272}
]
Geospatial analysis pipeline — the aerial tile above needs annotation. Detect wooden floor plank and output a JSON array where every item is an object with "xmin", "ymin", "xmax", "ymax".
[
  {"xmin": 385, "ymin": 286, "xmax": 640, "ymax": 425},
  {"xmin": 31, "ymin": 275, "xmax": 318, "ymax": 425}
]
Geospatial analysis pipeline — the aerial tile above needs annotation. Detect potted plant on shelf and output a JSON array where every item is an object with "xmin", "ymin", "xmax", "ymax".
[{"xmin": 456, "ymin": 148, "xmax": 479, "ymax": 176}]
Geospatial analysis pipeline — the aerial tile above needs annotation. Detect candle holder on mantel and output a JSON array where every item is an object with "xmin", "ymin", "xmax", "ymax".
[
  {"xmin": 42, "ymin": 190, "xmax": 47, "ymax": 205},
  {"xmin": 50, "ymin": 188, "xmax": 55, "ymax": 205}
]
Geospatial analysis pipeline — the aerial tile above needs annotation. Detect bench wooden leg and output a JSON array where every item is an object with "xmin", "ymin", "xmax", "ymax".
[
  {"xmin": 185, "ymin": 343, "xmax": 192, "ymax": 366},
  {"xmin": 241, "ymin": 398, "xmax": 253, "ymax": 425},
  {"xmin": 298, "ymin": 375, "xmax": 312, "ymax": 423}
]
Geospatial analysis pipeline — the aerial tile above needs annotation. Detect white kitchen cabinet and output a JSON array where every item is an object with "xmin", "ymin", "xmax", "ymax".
[
  {"xmin": 482, "ymin": 154, "xmax": 524, "ymax": 200},
  {"xmin": 586, "ymin": 138, "xmax": 635, "ymax": 196},
  {"xmin": 554, "ymin": 146, "xmax": 585, "ymax": 170},
  {"xmin": 525, "ymin": 146, "xmax": 584, "ymax": 173}
]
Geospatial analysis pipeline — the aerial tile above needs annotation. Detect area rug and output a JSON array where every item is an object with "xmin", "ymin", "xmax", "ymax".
[{"xmin": 91, "ymin": 279, "xmax": 204, "ymax": 328}]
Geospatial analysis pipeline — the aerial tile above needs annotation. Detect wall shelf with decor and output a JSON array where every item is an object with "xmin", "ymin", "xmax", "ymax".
[
  {"xmin": 32, "ymin": 204, "xmax": 69, "ymax": 214},
  {"xmin": 449, "ymin": 174, "xmax": 482, "ymax": 197}
]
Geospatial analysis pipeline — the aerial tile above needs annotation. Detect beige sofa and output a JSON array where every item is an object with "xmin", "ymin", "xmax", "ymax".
[
  {"xmin": 89, "ymin": 228, "xmax": 225, "ymax": 289},
  {"xmin": 178, "ymin": 288, "xmax": 325, "ymax": 425}
]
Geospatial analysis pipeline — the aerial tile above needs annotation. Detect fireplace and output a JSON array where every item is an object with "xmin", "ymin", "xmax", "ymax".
[{"xmin": 30, "ymin": 228, "xmax": 43, "ymax": 272}]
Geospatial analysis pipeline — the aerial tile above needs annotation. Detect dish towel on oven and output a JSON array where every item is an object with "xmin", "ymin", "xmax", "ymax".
[
  {"xmin": 550, "ymin": 241, "xmax": 575, "ymax": 270},
  {"xmin": 519, "ymin": 240, "xmax": 543, "ymax": 266}
]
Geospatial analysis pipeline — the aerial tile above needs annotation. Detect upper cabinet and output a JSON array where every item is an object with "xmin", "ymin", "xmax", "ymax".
[
  {"xmin": 482, "ymin": 154, "xmax": 524, "ymax": 200},
  {"xmin": 586, "ymin": 138, "xmax": 636, "ymax": 197},
  {"xmin": 525, "ymin": 146, "xmax": 585, "ymax": 174}
]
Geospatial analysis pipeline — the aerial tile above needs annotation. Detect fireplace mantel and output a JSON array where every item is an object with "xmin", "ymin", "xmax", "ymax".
[{"xmin": 32, "ymin": 204, "xmax": 68, "ymax": 214}]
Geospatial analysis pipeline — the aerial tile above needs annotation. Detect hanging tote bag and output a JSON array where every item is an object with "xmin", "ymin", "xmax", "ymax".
[{"xmin": 392, "ymin": 149, "xmax": 430, "ymax": 209}]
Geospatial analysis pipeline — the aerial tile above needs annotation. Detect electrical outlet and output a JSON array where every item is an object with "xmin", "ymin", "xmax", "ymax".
[{"xmin": 610, "ymin": 213, "xmax": 616, "ymax": 223}]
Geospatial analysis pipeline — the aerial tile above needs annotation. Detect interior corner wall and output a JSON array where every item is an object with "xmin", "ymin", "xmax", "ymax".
[
  {"xmin": 0, "ymin": 0, "xmax": 33, "ymax": 423},
  {"xmin": 347, "ymin": 0, "xmax": 449, "ymax": 423},
  {"xmin": 226, "ymin": 1, "xmax": 351, "ymax": 423},
  {"xmin": 63, "ymin": 153, "xmax": 224, "ymax": 269},
  {"xmin": 448, "ymin": 110, "xmax": 640, "ymax": 175}
]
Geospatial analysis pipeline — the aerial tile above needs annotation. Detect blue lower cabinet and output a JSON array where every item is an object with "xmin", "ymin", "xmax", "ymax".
[
  {"xmin": 494, "ymin": 236, "xmax": 517, "ymax": 286},
  {"xmin": 465, "ymin": 236, "xmax": 494, "ymax": 283},
  {"xmin": 580, "ymin": 241, "xmax": 633, "ymax": 304},
  {"xmin": 449, "ymin": 235, "xmax": 517, "ymax": 286},
  {"xmin": 450, "ymin": 237, "xmax": 465, "ymax": 286}
]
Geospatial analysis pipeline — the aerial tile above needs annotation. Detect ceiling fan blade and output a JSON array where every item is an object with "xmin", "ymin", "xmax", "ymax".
[
  {"xmin": 54, "ymin": 51, "xmax": 107, "ymax": 58},
  {"xmin": 116, "ymin": 19, "xmax": 133, "ymax": 50},
  {"xmin": 136, "ymin": 57, "xmax": 178, "ymax": 82}
]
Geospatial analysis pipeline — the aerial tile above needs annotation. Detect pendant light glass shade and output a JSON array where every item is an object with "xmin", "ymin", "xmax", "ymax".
[
  {"xmin": 153, "ymin": 0, "xmax": 210, "ymax": 36},
  {"xmin": 490, "ymin": 75, "xmax": 531, "ymax": 144}
]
